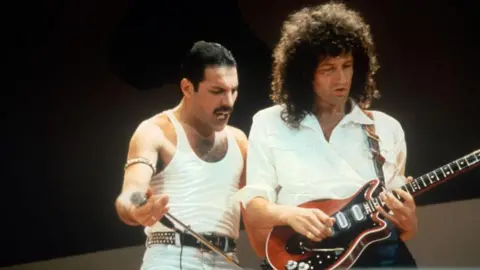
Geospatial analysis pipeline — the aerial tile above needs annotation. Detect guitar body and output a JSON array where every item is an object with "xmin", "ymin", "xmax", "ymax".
[
  {"xmin": 266, "ymin": 179, "xmax": 390, "ymax": 270},
  {"xmin": 264, "ymin": 149, "xmax": 480, "ymax": 270}
]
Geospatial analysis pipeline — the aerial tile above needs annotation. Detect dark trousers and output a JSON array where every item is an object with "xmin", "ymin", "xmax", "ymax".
[
  {"xmin": 352, "ymin": 240, "xmax": 416, "ymax": 268},
  {"xmin": 354, "ymin": 220, "xmax": 416, "ymax": 268}
]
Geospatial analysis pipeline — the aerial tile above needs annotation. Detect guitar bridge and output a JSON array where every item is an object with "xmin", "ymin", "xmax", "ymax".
[{"xmin": 302, "ymin": 247, "xmax": 344, "ymax": 255}]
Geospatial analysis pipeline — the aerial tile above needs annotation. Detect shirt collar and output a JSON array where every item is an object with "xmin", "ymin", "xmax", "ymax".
[
  {"xmin": 340, "ymin": 100, "xmax": 374, "ymax": 126},
  {"xmin": 299, "ymin": 99, "xmax": 374, "ymax": 130}
]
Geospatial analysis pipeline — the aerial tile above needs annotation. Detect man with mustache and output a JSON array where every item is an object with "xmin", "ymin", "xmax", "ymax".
[{"xmin": 115, "ymin": 41, "xmax": 247, "ymax": 270}]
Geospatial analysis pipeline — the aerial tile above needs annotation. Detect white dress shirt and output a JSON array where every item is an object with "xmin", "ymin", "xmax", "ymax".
[{"xmin": 237, "ymin": 102, "xmax": 408, "ymax": 207}]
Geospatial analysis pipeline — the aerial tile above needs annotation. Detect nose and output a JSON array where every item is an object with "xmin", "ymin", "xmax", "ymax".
[
  {"xmin": 336, "ymin": 68, "xmax": 348, "ymax": 84},
  {"xmin": 222, "ymin": 91, "xmax": 235, "ymax": 107}
]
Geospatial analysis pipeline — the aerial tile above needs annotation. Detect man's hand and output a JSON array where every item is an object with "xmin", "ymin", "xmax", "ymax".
[
  {"xmin": 376, "ymin": 176, "xmax": 418, "ymax": 241},
  {"xmin": 129, "ymin": 189, "xmax": 170, "ymax": 227},
  {"xmin": 281, "ymin": 206, "xmax": 335, "ymax": 242}
]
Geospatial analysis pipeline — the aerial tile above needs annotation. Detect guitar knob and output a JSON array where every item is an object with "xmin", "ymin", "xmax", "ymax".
[
  {"xmin": 298, "ymin": 262, "xmax": 310, "ymax": 270},
  {"xmin": 285, "ymin": 260, "xmax": 298, "ymax": 270}
]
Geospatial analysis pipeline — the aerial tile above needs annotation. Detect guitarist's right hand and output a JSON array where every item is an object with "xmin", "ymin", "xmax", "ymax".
[{"xmin": 283, "ymin": 207, "xmax": 335, "ymax": 242}]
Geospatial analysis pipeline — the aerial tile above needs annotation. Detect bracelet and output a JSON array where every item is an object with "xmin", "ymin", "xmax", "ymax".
[{"xmin": 124, "ymin": 157, "xmax": 156, "ymax": 175}]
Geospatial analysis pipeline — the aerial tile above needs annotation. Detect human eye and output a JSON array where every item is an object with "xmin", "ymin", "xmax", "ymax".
[{"xmin": 209, "ymin": 89, "xmax": 224, "ymax": 95}]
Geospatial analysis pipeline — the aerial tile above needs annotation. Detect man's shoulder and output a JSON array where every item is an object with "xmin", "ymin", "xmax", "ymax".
[
  {"xmin": 369, "ymin": 110, "xmax": 401, "ymax": 124},
  {"xmin": 150, "ymin": 112, "xmax": 173, "ymax": 130},
  {"xmin": 132, "ymin": 112, "xmax": 171, "ymax": 139},
  {"xmin": 227, "ymin": 125, "xmax": 247, "ymax": 143},
  {"xmin": 368, "ymin": 110, "xmax": 404, "ymax": 133},
  {"xmin": 252, "ymin": 104, "xmax": 284, "ymax": 123},
  {"xmin": 227, "ymin": 125, "xmax": 248, "ymax": 158}
]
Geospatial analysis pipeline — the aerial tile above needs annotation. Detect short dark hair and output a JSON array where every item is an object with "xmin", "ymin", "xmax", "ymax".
[
  {"xmin": 180, "ymin": 41, "xmax": 237, "ymax": 90},
  {"xmin": 271, "ymin": 2, "xmax": 380, "ymax": 128}
]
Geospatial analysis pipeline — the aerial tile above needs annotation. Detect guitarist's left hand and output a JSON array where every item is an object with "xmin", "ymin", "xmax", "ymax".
[{"xmin": 376, "ymin": 176, "xmax": 418, "ymax": 241}]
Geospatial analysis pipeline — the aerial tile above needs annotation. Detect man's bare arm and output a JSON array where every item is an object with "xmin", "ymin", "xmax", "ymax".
[
  {"xmin": 115, "ymin": 120, "xmax": 164, "ymax": 226},
  {"xmin": 245, "ymin": 197, "xmax": 293, "ymax": 226}
]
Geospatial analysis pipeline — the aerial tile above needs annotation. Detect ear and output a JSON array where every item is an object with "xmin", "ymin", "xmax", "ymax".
[{"xmin": 180, "ymin": 78, "xmax": 194, "ymax": 98}]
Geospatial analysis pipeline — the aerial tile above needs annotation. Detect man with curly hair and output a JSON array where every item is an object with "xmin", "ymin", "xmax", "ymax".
[{"xmin": 238, "ymin": 2, "xmax": 418, "ymax": 269}]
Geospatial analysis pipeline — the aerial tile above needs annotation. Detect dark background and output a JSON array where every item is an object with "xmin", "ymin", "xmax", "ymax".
[{"xmin": 6, "ymin": 0, "xmax": 479, "ymax": 267}]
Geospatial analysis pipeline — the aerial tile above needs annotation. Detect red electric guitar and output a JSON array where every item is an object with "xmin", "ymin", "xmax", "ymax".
[{"xmin": 265, "ymin": 149, "xmax": 480, "ymax": 270}]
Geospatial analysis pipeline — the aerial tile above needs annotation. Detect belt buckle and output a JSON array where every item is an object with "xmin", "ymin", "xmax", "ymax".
[
  {"xmin": 198, "ymin": 234, "xmax": 232, "ymax": 253},
  {"xmin": 223, "ymin": 236, "xmax": 229, "ymax": 253},
  {"xmin": 199, "ymin": 235, "xmax": 223, "ymax": 253},
  {"xmin": 215, "ymin": 237, "xmax": 221, "ymax": 250}
]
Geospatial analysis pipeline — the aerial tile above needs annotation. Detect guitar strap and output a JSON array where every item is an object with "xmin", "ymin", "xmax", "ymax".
[
  {"xmin": 361, "ymin": 111, "xmax": 408, "ymax": 252},
  {"xmin": 361, "ymin": 110, "xmax": 386, "ymax": 188}
]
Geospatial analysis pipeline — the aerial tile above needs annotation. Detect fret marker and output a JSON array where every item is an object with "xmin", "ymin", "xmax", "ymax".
[{"xmin": 411, "ymin": 182, "xmax": 420, "ymax": 191}]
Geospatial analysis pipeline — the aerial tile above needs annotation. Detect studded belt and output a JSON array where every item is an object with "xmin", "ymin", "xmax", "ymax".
[{"xmin": 146, "ymin": 231, "xmax": 236, "ymax": 253}]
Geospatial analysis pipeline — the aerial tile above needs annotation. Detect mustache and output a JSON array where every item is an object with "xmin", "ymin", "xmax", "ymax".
[{"xmin": 213, "ymin": 106, "xmax": 233, "ymax": 114}]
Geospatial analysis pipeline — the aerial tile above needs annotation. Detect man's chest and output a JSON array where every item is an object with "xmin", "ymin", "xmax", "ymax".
[
  {"xmin": 188, "ymin": 133, "xmax": 229, "ymax": 162},
  {"xmin": 268, "ymin": 125, "xmax": 398, "ymax": 185},
  {"xmin": 159, "ymin": 126, "xmax": 230, "ymax": 167}
]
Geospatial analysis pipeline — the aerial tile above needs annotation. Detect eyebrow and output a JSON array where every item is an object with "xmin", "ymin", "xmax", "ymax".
[
  {"xmin": 210, "ymin": 86, "xmax": 238, "ymax": 91},
  {"xmin": 318, "ymin": 59, "xmax": 353, "ymax": 68}
]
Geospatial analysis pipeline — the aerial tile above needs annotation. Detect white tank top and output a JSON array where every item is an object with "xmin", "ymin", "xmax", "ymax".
[{"xmin": 144, "ymin": 110, "xmax": 244, "ymax": 239}]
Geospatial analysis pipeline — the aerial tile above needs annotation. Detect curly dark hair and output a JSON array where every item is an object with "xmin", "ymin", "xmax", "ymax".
[{"xmin": 271, "ymin": 2, "xmax": 380, "ymax": 128}]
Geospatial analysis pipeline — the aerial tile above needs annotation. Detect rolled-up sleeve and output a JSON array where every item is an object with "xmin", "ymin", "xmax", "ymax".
[{"xmin": 236, "ymin": 113, "xmax": 278, "ymax": 206}]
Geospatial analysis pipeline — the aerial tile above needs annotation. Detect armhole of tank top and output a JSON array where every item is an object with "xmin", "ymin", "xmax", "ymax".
[
  {"xmin": 153, "ymin": 110, "xmax": 189, "ymax": 176},
  {"xmin": 163, "ymin": 110, "xmax": 189, "ymax": 152},
  {"xmin": 226, "ymin": 127, "xmax": 243, "ymax": 161}
]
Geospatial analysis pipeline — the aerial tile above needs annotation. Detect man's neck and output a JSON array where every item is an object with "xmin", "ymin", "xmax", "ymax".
[
  {"xmin": 314, "ymin": 99, "xmax": 349, "ymax": 124},
  {"xmin": 175, "ymin": 100, "xmax": 215, "ymax": 139}
]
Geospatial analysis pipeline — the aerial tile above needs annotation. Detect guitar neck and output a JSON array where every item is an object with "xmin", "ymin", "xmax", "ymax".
[
  {"xmin": 362, "ymin": 149, "xmax": 480, "ymax": 216},
  {"xmin": 399, "ymin": 149, "xmax": 480, "ymax": 197}
]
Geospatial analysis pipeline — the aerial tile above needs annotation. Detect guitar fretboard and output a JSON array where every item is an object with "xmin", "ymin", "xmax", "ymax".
[
  {"xmin": 360, "ymin": 149, "xmax": 480, "ymax": 216},
  {"xmin": 400, "ymin": 149, "xmax": 480, "ymax": 197}
]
